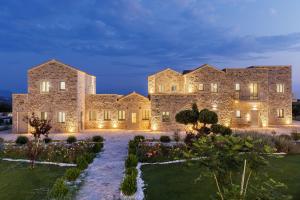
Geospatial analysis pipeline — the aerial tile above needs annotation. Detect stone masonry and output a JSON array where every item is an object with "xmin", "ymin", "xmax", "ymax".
[{"xmin": 13, "ymin": 61, "xmax": 292, "ymax": 133}]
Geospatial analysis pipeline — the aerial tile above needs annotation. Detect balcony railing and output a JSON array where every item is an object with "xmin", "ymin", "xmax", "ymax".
[{"xmin": 234, "ymin": 92, "xmax": 259, "ymax": 101}]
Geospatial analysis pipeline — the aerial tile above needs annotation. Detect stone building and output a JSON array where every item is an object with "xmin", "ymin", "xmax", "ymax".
[{"xmin": 13, "ymin": 60, "xmax": 292, "ymax": 133}]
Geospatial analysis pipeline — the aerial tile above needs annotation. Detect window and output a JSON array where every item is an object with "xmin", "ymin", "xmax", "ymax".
[
  {"xmin": 211, "ymin": 83, "xmax": 218, "ymax": 93},
  {"xmin": 89, "ymin": 111, "xmax": 97, "ymax": 121},
  {"xmin": 41, "ymin": 112, "xmax": 48, "ymax": 120},
  {"xmin": 236, "ymin": 110, "xmax": 241, "ymax": 118},
  {"xmin": 158, "ymin": 85, "xmax": 164, "ymax": 92},
  {"xmin": 104, "ymin": 110, "xmax": 111, "ymax": 121},
  {"xmin": 235, "ymin": 83, "xmax": 240, "ymax": 91},
  {"xmin": 277, "ymin": 109, "xmax": 284, "ymax": 118},
  {"xmin": 58, "ymin": 112, "xmax": 65, "ymax": 123},
  {"xmin": 131, "ymin": 113, "xmax": 137, "ymax": 123},
  {"xmin": 118, "ymin": 110, "xmax": 125, "ymax": 120},
  {"xmin": 162, "ymin": 111, "xmax": 170, "ymax": 122},
  {"xmin": 276, "ymin": 84, "xmax": 284, "ymax": 93},
  {"xmin": 40, "ymin": 81, "xmax": 50, "ymax": 93},
  {"xmin": 59, "ymin": 81, "xmax": 66, "ymax": 90},
  {"xmin": 171, "ymin": 85, "xmax": 177, "ymax": 92},
  {"xmin": 142, "ymin": 110, "xmax": 150, "ymax": 120},
  {"xmin": 198, "ymin": 83, "xmax": 204, "ymax": 91},
  {"xmin": 250, "ymin": 83, "xmax": 258, "ymax": 99}
]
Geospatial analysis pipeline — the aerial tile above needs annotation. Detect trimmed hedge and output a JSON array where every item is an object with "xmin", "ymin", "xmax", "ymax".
[
  {"xmin": 64, "ymin": 168, "xmax": 81, "ymax": 181},
  {"xmin": 125, "ymin": 154, "xmax": 138, "ymax": 168},
  {"xmin": 121, "ymin": 174, "xmax": 137, "ymax": 196},
  {"xmin": 125, "ymin": 167, "xmax": 138, "ymax": 177},
  {"xmin": 92, "ymin": 135, "xmax": 104, "ymax": 143},
  {"xmin": 76, "ymin": 156, "xmax": 89, "ymax": 170},
  {"xmin": 160, "ymin": 136, "xmax": 171, "ymax": 143},
  {"xmin": 67, "ymin": 136, "xmax": 77, "ymax": 144},
  {"xmin": 15, "ymin": 136, "xmax": 29, "ymax": 145}
]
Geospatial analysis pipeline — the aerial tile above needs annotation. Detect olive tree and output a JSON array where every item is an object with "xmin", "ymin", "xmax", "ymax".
[{"xmin": 24, "ymin": 112, "xmax": 52, "ymax": 168}]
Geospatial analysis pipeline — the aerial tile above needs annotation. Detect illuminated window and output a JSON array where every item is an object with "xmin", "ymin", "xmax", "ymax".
[
  {"xmin": 276, "ymin": 84, "xmax": 284, "ymax": 93},
  {"xmin": 40, "ymin": 81, "xmax": 50, "ymax": 93},
  {"xmin": 104, "ymin": 111, "xmax": 111, "ymax": 121},
  {"xmin": 59, "ymin": 81, "xmax": 66, "ymax": 90},
  {"xmin": 236, "ymin": 110, "xmax": 241, "ymax": 118},
  {"xmin": 277, "ymin": 109, "xmax": 284, "ymax": 118},
  {"xmin": 118, "ymin": 110, "xmax": 125, "ymax": 120},
  {"xmin": 131, "ymin": 113, "xmax": 137, "ymax": 123},
  {"xmin": 142, "ymin": 110, "xmax": 150, "ymax": 120},
  {"xmin": 41, "ymin": 112, "xmax": 48, "ymax": 120},
  {"xmin": 198, "ymin": 83, "xmax": 204, "ymax": 91},
  {"xmin": 250, "ymin": 83, "xmax": 258, "ymax": 99},
  {"xmin": 235, "ymin": 83, "xmax": 240, "ymax": 91},
  {"xmin": 171, "ymin": 85, "xmax": 177, "ymax": 92},
  {"xmin": 89, "ymin": 111, "xmax": 97, "ymax": 121},
  {"xmin": 211, "ymin": 83, "xmax": 218, "ymax": 93},
  {"xmin": 162, "ymin": 111, "xmax": 170, "ymax": 122},
  {"xmin": 158, "ymin": 85, "xmax": 165, "ymax": 92},
  {"xmin": 58, "ymin": 112, "xmax": 65, "ymax": 123}
]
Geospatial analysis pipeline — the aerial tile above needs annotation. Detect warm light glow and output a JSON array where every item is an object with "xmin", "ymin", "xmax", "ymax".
[
  {"xmin": 98, "ymin": 123, "xmax": 104, "ymax": 129},
  {"xmin": 112, "ymin": 121, "xmax": 118, "ymax": 128},
  {"xmin": 234, "ymin": 100, "xmax": 239, "ymax": 104},
  {"xmin": 212, "ymin": 104, "xmax": 218, "ymax": 111},
  {"xmin": 252, "ymin": 104, "xmax": 258, "ymax": 110},
  {"xmin": 224, "ymin": 123, "xmax": 230, "ymax": 127},
  {"xmin": 149, "ymin": 88, "xmax": 154, "ymax": 94},
  {"xmin": 68, "ymin": 127, "xmax": 75, "ymax": 133},
  {"xmin": 286, "ymin": 119, "xmax": 292, "ymax": 125},
  {"xmin": 246, "ymin": 113, "xmax": 251, "ymax": 122},
  {"xmin": 188, "ymin": 85, "xmax": 193, "ymax": 93},
  {"xmin": 151, "ymin": 123, "xmax": 158, "ymax": 131}
]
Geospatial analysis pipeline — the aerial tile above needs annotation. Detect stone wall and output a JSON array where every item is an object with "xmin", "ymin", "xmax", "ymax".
[{"xmin": 12, "ymin": 94, "xmax": 28, "ymax": 133}]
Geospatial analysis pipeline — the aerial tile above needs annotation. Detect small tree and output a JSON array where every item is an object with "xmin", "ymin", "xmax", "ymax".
[
  {"xmin": 24, "ymin": 112, "xmax": 52, "ymax": 168},
  {"xmin": 198, "ymin": 109, "xmax": 218, "ymax": 127}
]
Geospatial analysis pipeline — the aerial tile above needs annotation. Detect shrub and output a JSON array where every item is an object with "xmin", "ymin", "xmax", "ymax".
[
  {"xmin": 291, "ymin": 132, "xmax": 300, "ymax": 141},
  {"xmin": 128, "ymin": 140, "xmax": 138, "ymax": 155},
  {"xmin": 125, "ymin": 154, "xmax": 138, "ymax": 168},
  {"xmin": 211, "ymin": 124, "xmax": 223, "ymax": 134},
  {"xmin": 76, "ymin": 156, "xmax": 89, "ymax": 170},
  {"xmin": 64, "ymin": 168, "xmax": 81, "ymax": 181},
  {"xmin": 274, "ymin": 136, "xmax": 295, "ymax": 153},
  {"xmin": 160, "ymin": 135, "xmax": 171, "ymax": 143},
  {"xmin": 15, "ymin": 136, "xmax": 29, "ymax": 145},
  {"xmin": 92, "ymin": 135, "xmax": 104, "ymax": 143},
  {"xmin": 184, "ymin": 132, "xmax": 197, "ymax": 146},
  {"xmin": 67, "ymin": 136, "xmax": 77, "ymax": 144},
  {"xmin": 92, "ymin": 143, "xmax": 103, "ymax": 153},
  {"xmin": 125, "ymin": 167, "xmax": 138, "ymax": 178},
  {"xmin": 278, "ymin": 134, "xmax": 292, "ymax": 140},
  {"xmin": 134, "ymin": 135, "xmax": 145, "ymax": 143},
  {"xmin": 83, "ymin": 153, "xmax": 95, "ymax": 164},
  {"xmin": 222, "ymin": 127, "xmax": 232, "ymax": 136},
  {"xmin": 43, "ymin": 137, "xmax": 52, "ymax": 144},
  {"xmin": 0, "ymin": 137, "xmax": 4, "ymax": 143},
  {"xmin": 121, "ymin": 174, "xmax": 137, "ymax": 196},
  {"xmin": 199, "ymin": 126, "xmax": 211, "ymax": 135},
  {"xmin": 48, "ymin": 178, "xmax": 69, "ymax": 199}
]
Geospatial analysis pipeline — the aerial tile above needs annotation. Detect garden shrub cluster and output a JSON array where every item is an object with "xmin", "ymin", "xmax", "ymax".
[
  {"xmin": 15, "ymin": 136, "xmax": 29, "ymax": 145},
  {"xmin": 160, "ymin": 135, "xmax": 171, "ymax": 143},
  {"xmin": 121, "ymin": 136, "xmax": 142, "ymax": 196},
  {"xmin": 67, "ymin": 136, "xmax": 77, "ymax": 144},
  {"xmin": 291, "ymin": 131, "xmax": 300, "ymax": 141},
  {"xmin": 47, "ymin": 135, "xmax": 104, "ymax": 199}
]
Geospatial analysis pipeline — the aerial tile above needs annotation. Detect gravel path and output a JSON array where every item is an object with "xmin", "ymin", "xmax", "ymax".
[{"xmin": 76, "ymin": 133, "xmax": 134, "ymax": 200}]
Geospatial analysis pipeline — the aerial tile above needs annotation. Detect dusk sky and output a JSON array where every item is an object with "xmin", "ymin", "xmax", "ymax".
[{"xmin": 0, "ymin": 0, "xmax": 300, "ymax": 97}]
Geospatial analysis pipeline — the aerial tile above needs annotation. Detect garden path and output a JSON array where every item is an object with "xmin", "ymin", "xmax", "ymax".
[{"xmin": 76, "ymin": 132, "xmax": 133, "ymax": 200}]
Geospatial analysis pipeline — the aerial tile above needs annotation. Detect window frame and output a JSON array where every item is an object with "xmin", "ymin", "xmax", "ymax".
[
  {"xmin": 40, "ymin": 81, "xmax": 50, "ymax": 93},
  {"xmin": 142, "ymin": 109, "xmax": 150, "ymax": 120},
  {"xmin": 158, "ymin": 85, "xmax": 165, "ymax": 93},
  {"xmin": 276, "ymin": 83, "xmax": 284, "ymax": 93},
  {"xmin": 104, "ymin": 110, "xmax": 111, "ymax": 121},
  {"xmin": 198, "ymin": 83, "xmax": 204, "ymax": 91},
  {"xmin": 236, "ymin": 110, "xmax": 241, "ymax": 118},
  {"xmin": 58, "ymin": 112, "xmax": 66, "ymax": 123},
  {"xmin": 89, "ymin": 110, "xmax": 97, "ymax": 121},
  {"xmin": 235, "ymin": 83, "xmax": 240, "ymax": 91},
  {"xmin": 211, "ymin": 83, "xmax": 218, "ymax": 93},
  {"xmin": 162, "ymin": 111, "xmax": 170, "ymax": 122},
  {"xmin": 277, "ymin": 109, "xmax": 284, "ymax": 118},
  {"xmin": 171, "ymin": 85, "xmax": 177, "ymax": 92},
  {"xmin": 59, "ymin": 81, "xmax": 66, "ymax": 91},
  {"xmin": 250, "ymin": 83, "xmax": 258, "ymax": 99},
  {"xmin": 118, "ymin": 110, "xmax": 126, "ymax": 121},
  {"xmin": 41, "ymin": 112, "xmax": 48, "ymax": 120}
]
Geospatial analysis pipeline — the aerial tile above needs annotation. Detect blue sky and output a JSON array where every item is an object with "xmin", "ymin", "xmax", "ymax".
[{"xmin": 0, "ymin": 0, "xmax": 300, "ymax": 97}]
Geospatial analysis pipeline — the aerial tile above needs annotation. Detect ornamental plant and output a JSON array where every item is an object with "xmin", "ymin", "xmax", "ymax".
[
  {"xmin": 185, "ymin": 135, "xmax": 291, "ymax": 200},
  {"xmin": 23, "ymin": 112, "xmax": 52, "ymax": 168}
]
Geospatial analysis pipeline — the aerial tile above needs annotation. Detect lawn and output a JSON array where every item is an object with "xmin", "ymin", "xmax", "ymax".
[
  {"xmin": 0, "ymin": 160, "xmax": 69, "ymax": 200},
  {"xmin": 142, "ymin": 155, "xmax": 300, "ymax": 200}
]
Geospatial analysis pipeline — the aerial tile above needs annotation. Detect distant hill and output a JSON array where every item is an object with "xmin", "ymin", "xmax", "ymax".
[{"xmin": 0, "ymin": 90, "xmax": 12, "ymax": 102}]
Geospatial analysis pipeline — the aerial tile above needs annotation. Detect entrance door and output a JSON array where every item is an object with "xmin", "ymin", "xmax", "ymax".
[
  {"xmin": 131, "ymin": 113, "xmax": 137, "ymax": 124},
  {"xmin": 250, "ymin": 110, "xmax": 259, "ymax": 127},
  {"xmin": 17, "ymin": 112, "xmax": 28, "ymax": 133}
]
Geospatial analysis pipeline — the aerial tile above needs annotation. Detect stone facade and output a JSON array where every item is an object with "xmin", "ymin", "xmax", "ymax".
[{"xmin": 13, "ymin": 61, "xmax": 292, "ymax": 133}]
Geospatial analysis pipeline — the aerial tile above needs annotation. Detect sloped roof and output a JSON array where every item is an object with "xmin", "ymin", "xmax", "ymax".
[
  {"xmin": 117, "ymin": 91, "xmax": 149, "ymax": 101},
  {"xmin": 148, "ymin": 68, "xmax": 181, "ymax": 77},
  {"xmin": 182, "ymin": 64, "xmax": 224, "ymax": 75},
  {"xmin": 28, "ymin": 59, "xmax": 95, "ymax": 77}
]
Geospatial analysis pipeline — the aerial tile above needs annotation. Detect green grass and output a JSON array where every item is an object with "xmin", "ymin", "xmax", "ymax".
[
  {"xmin": 0, "ymin": 160, "xmax": 69, "ymax": 200},
  {"xmin": 142, "ymin": 155, "xmax": 300, "ymax": 200}
]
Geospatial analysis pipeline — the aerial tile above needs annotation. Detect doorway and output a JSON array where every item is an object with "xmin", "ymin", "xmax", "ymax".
[{"xmin": 250, "ymin": 110, "xmax": 259, "ymax": 127}]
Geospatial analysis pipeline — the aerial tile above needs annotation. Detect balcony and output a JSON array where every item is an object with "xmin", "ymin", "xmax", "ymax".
[{"xmin": 234, "ymin": 92, "xmax": 260, "ymax": 101}]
